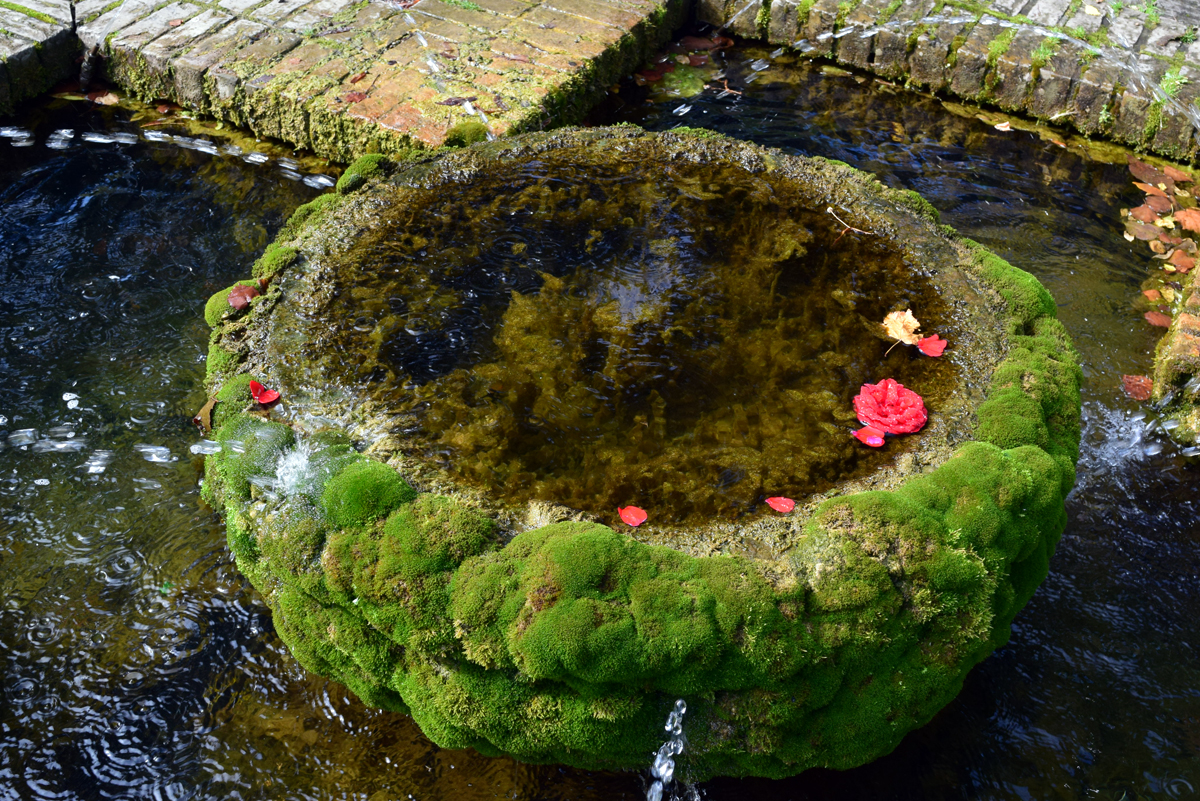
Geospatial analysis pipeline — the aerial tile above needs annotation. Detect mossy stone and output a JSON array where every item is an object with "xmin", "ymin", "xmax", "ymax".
[
  {"xmin": 336, "ymin": 153, "xmax": 388, "ymax": 195},
  {"xmin": 200, "ymin": 127, "xmax": 1082, "ymax": 781},
  {"xmin": 204, "ymin": 280, "xmax": 257, "ymax": 328},
  {"xmin": 321, "ymin": 458, "xmax": 416, "ymax": 528},
  {"xmin": 443, "ymin": 121, "xmax": 489, "ymax": 148}
]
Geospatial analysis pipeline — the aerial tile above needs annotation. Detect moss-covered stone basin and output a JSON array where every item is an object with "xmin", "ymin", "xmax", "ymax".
[{"xmin": 200, "ymin": 126, "xmax": 1081, "ymax": 780}]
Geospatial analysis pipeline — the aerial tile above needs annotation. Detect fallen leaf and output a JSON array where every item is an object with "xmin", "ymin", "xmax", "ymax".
[
  {"xmin": 994, "ymin": 121, "xmax": 1012, "ymax": 131},
  {"xmin": 853, "ymin": 378, "xmax": 927, "ymax": 434},
  {"xmin": 710, "ymin": 35, "xmax": 734, "ymax": 49},
  {"xmin": 1121, "ymin": 374, "xmax": 1153, "ymax": 401},
  {"xmin": 882, "ymin": 309, "xmax": 922, "ymax": 345},
  {"xmin": 1177, "ymin": 237, "xmax": 1199, "ymax": 253},
  {"xmin": 635, "ymin": 69, "xmax": 664, "ymax": 83},
  {"xmin": 350, "ymin": 71, "xmax": 367, "ymax": 83},
  {"xmin": 1154, "ymin": 215, "xmax": 1176, "ymax": 229},
  {"xmin": 1145, "ymin": 194, "xmax": 1173, "ymax": 213},
  {"xmin": 156, "ymin": 104, "xmax": 172, "ymax": 114},
  {"xmin": 688, "ymin": 53, "xmax": 709, "ymax": 67},
  {"xmin": 1164, "ymin": 164, "xmax": 1193, "ymax": 183},
  {"xmin": 1160, "ymin": 232, "xmax": 1184, "ymax": 245},
  {"xmin": 1124, "ymin": 232, "xmax": 1136, "ymax": 242},
  {"xmin": 1127, "ymin": 221, "xmax": 1162, "ymax": 240},
  {"xmin": 917, "ymin": 334, "xmax": 948, "ymax": 357},
  {"xmin": 168, "ymin": 18, "xmax": 183, "ymax": 26},
  {"xmin": 1175, "ymin": 207, "xmax": 1200, "ymax": 232},
  {"xmin": 765, "ymin": 496, "xmax": 795, "ymax": 513},
  {"xmin": 249, "ymin": 380, "xmax": 280, "ymax": 405},
  {"xmin": 675, "ymin": 54, "xmax": 689, "ymax": 64},
  {"xmin": 1145, "ymin": 311, "xmax": 1173, "ymax": 327},
  {"xmin": 1162, "ymin": 287, "xmax": 1177, "ymax": 302},
  {"xmin": 92, "ymin": 92, "xmax": 119, "ymax": 105},
  {"xmin": 227, "ymin": 284, "xmax": 260, "ymax": 310},
  {"xmin": 853, "ymin": 426, "xmax": 886, "ymax": 447},
  {"xmin": 192, "ymin": 398, "xmax": 217, "ymax": 432},
  {"xmin": 679, "ymin": 35, "xmax": 720, "ymax": 50},
  {"xmin": 1149, "ymin": 239, "xmax": 1167, "ymax": 253},
  {"xmin": 1083, "ymin": 3, "xmax": 1101, "ymax": 14},
  {"xmin": 1134, "ymin": 181, "xmax": 1170, "ymax": 198},
  {"xmin": 1129, "ymin": 155, "xmax": 1170, "ymax": 187},
  {"xmin": 1143, "ymin": 289, "xmax": 1162, "ymax": 301},
  {"xmin": 344, "ymin": 91, "xmax": 367, "ymax": 103},
  {"xmin": 618, "ymin": 505, "xmax": 647, "ymax": 526},
  {"xmin": 1131, "ymin": 204, "xmax": 1158, "ymax": 223},
  {"xmin": 1169, "ymin": 249, "xmax": 1195, "ymax": 273}
]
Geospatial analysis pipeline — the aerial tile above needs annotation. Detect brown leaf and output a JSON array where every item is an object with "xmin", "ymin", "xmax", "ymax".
[
  {"xmin": 350, "ymin": 71, "xmax": 367, "ymax": 83},
  {"xmin": 1129, "ymin": 155, "xmax": 1170, "ymax": 186},
  {"xmin": 1134, "ymin": 181, "xmax": 1170, "ymax": 198},
  {"xmin": 1159, "ymin": 231, "xmax": 1184, "ymax": 245},
  {"xmin": 882, "ymin": 309, "xmax": 922, "ymax": 345},
  {"xmin": 192, "ymin": 398, "xmax": 217, "ymax": 432},
  {"xmin": 1169, "ymin": 250, "xmax": 1196, "ymax": 273},
  {"xmin": 1143, "ymin": 289, "xmax": 1162, "ymax": 301},
  {"xmin": 688, "ymin": 53, "xmax": 709, "ymax": 67},
  {"xmin": 1121, "ymin": 374, "xmax": 1153, "ymax": 401},
  {"xmin": 91, "ymin": 91, "xmax": 119, "ymax": 106},
  {"xmin": 344, "ymin": 91, "xmax": 367, "ymax": 103},
  {"xmin": 1131, "ymin": 204, "xmax": 1158, "ymax": 222},
  {"xmin": 1164, "ymin": 164, "xmax": 1193, "ymax": 183},
  {"xmin": 1178, "ymin": 237, "xmax": 1199, "ymax": 254},
  {"xmin": 227, "ymin": 284, "xmax": 260, "ymax": 311},
  {"xmin": 1145, "ymin": 311, "xmax": 1173, "ymax": 327},
  {"xmin": 679, "ymin": 35, "xmax": 720, "ymax": 50},
  {"xmin": 1127, "ymin": 221, "xmax": 1162, "ymax": 240},
  {"xmin": 168, "ymin": 18, "xmax": 183, "ymax": 26},
  {"xmin": 1146, "ymin": 194, "xmax": 1173, "ymax": 213},
  {"xmin": 1149, "ymin": 239, "xmax": 1167, "ymax": 253},
  {"xmin": 1175, "ymin": 207, "xmax": 1200, "ymax": 232}
]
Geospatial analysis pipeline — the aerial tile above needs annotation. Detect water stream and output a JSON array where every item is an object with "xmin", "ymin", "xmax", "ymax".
[{"xmin": 1, "ymin": 43, "xmax": 1198, "ymax": 800}]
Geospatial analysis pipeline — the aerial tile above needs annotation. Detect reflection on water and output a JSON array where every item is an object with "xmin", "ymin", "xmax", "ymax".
[{"xmin": 2, "ymin": 41, "xmax": 1198, "ymax": 800}]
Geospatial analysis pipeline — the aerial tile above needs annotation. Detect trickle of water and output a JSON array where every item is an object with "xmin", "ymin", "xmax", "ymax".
[
  {"xmin": 189, "ymin": 440, "xmax": 223, "ymax": 455},
  {"xmin": 647, "ymin": 699, "xmax": 687, "ymax": 800},
  {"xmin": 133, "ymin": 444, "xmax": 175, "ymax": 463}
]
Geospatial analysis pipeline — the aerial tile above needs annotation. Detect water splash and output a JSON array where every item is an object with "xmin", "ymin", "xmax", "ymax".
[{"xmin": 646, "ymin": 699, "xmax": 687, "ymax": 801}]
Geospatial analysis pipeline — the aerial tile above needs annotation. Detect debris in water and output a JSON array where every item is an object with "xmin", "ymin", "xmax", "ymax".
[
  {"xmin": 1122, "ymin": 374, "xmax": 1153, "ymax": 401},
  {"xmin": 618, "ymin": 506, "xmax": 647, "ymax": 526}
]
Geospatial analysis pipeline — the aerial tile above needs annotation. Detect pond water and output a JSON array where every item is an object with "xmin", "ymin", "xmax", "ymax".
[{"xmin": 1, "ymin": 42, "xmax": 1198, "ymax": 801}]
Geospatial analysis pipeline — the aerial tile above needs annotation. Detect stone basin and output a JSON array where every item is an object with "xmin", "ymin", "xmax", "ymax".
[{"xmin": 200, "ymin": 126, "xmax": 1081, "ymax": 780}]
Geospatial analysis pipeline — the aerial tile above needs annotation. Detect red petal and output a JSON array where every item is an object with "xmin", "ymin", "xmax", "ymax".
[
  {"xmin": 618, "ymin": 506, "xmax": 647, "ymax": 526},
  {"xmin": 765, "ymin": 496, "xmax": 795, "ymax": 513},
  {"xmin": 249, "ymin": 380, "xmax": 265, "ymax": 400},
  {"xmin": 256, "ymin": 389, "xmax": 280, "ymax": 405},
  {"xmin": 917, "ymin": 334, "xmax": 947, "ymax": 357},
  {"xmin": 853, "ymin": 426, "xmax": 886, "ymax": 447}
]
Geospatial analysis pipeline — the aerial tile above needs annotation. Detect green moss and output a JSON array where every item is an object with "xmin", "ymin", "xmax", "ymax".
[
  {"xmin": 321, "ymin": 458, "xmax": 416, "ymax": 528},
  {"xmin": 444, "ymin": 121, "xmax": 490, "ymax": 148},
  {"xmin": 1029, "ymin": 36, "xmax": 1059, "ymax": 80},
  {"xmin": 281, "ymin": 192, "xmax": 341, "ymax": 240},
  {"xmin": 896, "ymin": 189, "xmax": 941, "ymax": 223},
  {"xmin": 986, "ymin": 28, "xmax": 1017, "ymax": 69},
  {"xmin": 0, "ymin": 0, "xmax": 56, "ymax": 24},
  {"xmin": 204, "ymin": 280, "xmax": 257, "ymax": 328},
  {"xmin": 212, "ymin": 374, "xmax": 254, "ymax": 430},
  {"xmin": 205, "ymin": 412, "xmax": 296, "ymax": 503},
  {"xmin": 336, "ymin": 152, "xmax": 389, "ymax": 195},
  {"xmin": 795, "ymin": 0, "xmax": 818, "ymax": 27},
  {"xmin": 755, "ymin": 0, "xmax": 772, "ymax": 36},
  {"xmin": 251, "ymin": 243, "xmax": 298, "ymax": 279},
  {"xmin": 205, "ymin": 335, "xmax": 241, "ymax": 382}
]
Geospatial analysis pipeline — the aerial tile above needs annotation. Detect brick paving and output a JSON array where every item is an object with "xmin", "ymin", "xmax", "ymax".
[
  {"xmin": 2, "ymin": 0, "xmax": 684, "ymax": 156},
  {"xmin": 701, "ymin": 0, "xmax": 1200, "ymax": 164}
]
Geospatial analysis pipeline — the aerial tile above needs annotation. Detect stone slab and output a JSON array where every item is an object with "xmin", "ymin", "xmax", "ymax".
[{"xmin": 0, "ymin": 5, "xmax": 74, "ymax": 115}]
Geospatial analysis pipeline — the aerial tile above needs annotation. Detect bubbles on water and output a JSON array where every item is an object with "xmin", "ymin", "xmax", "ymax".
[
  {"xmin": 132, "ymin": 478, "xmax": 163, "ymax": 490},
  {"xmin": 63, "ymin": 392, "xmax": 79, "ymax": 409},
  {"xmin": 10, "ymin": 428, "xmax": 38, "ymax": 447},
  {"xmin": 0, "ymin": 126, "xmax": 31, "ymax": 138},
  {"xmin": 189, "ymin": 439, "xmax": 222, "ymax": 455},
  {"xmin": 82, "ymin": 450, "xmax": 115, "ymax": 474},
  {"xmin": 143, "ymin": 130, "xmax": 172, "ymax": 142},
  {"xmin": 33, "ymin": 478, "xmax": 50, "ymax": 486},
  {"xmin": 133, "ymin": 444, "xmax": 176, "ymax": 463}
]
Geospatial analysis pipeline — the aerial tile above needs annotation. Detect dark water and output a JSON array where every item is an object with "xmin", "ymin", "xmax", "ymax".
[
  {"xmin": 0, "ymin": 45, "xmax": 1197, "ymax": 800},
  {"xmin": 308, "ymin": 154, "xmax": 952, "ymax": 526}
]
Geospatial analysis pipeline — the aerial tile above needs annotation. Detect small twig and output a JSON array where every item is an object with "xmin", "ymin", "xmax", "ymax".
[
  {"xmin": 827, "ymin": 206, "xmax": 874, "ymax": 244},
  {"xmin": 721, "ymin": 79, "xmax": 742, "ymax": 95}
]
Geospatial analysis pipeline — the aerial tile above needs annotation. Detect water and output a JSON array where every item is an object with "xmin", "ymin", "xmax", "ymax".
[{"xmin": 1, "ymin": 40, "xmax": 1198, "ymax": 800}]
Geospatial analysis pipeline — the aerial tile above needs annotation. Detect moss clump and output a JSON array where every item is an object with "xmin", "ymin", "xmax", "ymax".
[
  {"xmin": 281, "ymin": 192, "xmax": 341, "ymax": 240},
  {"xmin": 202, "ymin": 413, "xmax": 296, "ymax": 505},
  {"xmin": 443, "ymin": 121, "xmax": 489, "ymax": 148},
  {"xmin": 896, "ymin": 189, "xmax": 941, "ymax": 223},
  {"xmin": 321, "ymin": 458, "xmax": 416, "ymax": 528},
  {"xmin": 336, "ymin": 153, "xmax": 388, "ymax": 195},
  {"xmin": 205, "ymin": 335, "xmax": 241, "ymax": 382},
  {"xmin": 204, "ymin": 280, "xmax": 258, "ymax": 328},
  {"xmin": 251, "ymin": 243, "xmax": 298, "ymax": 280}
]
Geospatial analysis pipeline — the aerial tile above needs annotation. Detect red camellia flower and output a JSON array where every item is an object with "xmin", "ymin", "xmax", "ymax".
[{"xmin": 853, "ymin": 378, "xmax": 927, "ymax": 435}]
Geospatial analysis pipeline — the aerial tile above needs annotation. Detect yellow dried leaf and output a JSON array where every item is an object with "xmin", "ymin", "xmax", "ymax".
[
  {"xmin": 1162, "ymin": 287, "xmax": 1177, "ymax": 302},
  {"xmin": 1155, "ymin": 216, "xmax": 1176, "ymax": 229},
  {"xmin": 882, "ymin": 309, "xmax": 922, "ymax": 345}
]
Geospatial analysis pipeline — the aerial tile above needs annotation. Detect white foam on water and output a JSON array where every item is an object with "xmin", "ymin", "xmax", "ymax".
[
  {"xmin": 275, "ymin": 439, "xmax": 315, "ymax": 497},
  {"xmin": 133, "ymin": 444, "xmax": 176, "ymax": 463}
]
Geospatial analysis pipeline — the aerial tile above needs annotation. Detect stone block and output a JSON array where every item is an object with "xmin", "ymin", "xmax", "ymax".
[
  {"xmin": 1024, "ymin": 0, "xmax": 1071, "ymax": 26},
  {"xmin": 767, "ymin": 0, "xmax": 803, "ymax": 44},
  {"xmin": 10, "ymin": 0, "xmax": 72, "ymax": 25},
  {"xmin": 250, "ymin": 0, "xmax": 305, "ymax": 26},
  {"xmin": 1142, "ymin": 23, "xmax": 1189, "ymax": 58},
  {"xmin": 835, "ymin": 0, "xmax": 893, "ymax": 71},
  {"xmin": 990, "ymin": 28, "xmax": 1042, "ymax": 112},
  {"xmin": 801, "ymin": 0, "xmax": 841, "ymax": 58},
  {"xmin": 1110, "ymin": 90, "xmax": 1153, "ymax": 146},
  {"xmin": 227, "ymin": 29, "xmax": 303, "ymax": 68},
  {"xmin": 990, "ymin": 0, "xmax": 1030, "ymax": 14},
  {"xmin": 1149, "ymin": 70, "xmax": 1200, "ymax": 162},
  {"xmin": 173, "ymin": 18, "xmax": 266, "ymax": 108},
  {"xmin": 1027, "ymin": 38, "xmax": 1081, "ymax": 120},
  {"xmin": 1062, "ymin": 7, "xmax": 1105, "ymax": 33},
  {"xmin": 948, "ymin": 21, "xmax": 1001, "ymax": 100},
  {"xmin": 140, "ymin": 9, "xmax": 233, "ymax": 74},
  {"xmin": 0, "ymin": 6, "xmax": 63, "ymax": 43},
  {"xmin": 544, "ymin": 0, "xmax": 642, "ymax": 31},
  {"xmin": 1107, "ymin": 9, "xmax": 1144, "ymax": 49},
  {"xmin": 908, "ymin": 19, "xmax": 971, "ymax": 91},
  {"xmin": 524, "ymin": 5, "xmax": 623, "ymax": 38},
  {"xmin": 870, "ymin": 0, "xmax": 937, "ymax": 80},
  {"xmin": 474, "ymin": 0, "xmax": 533, "ymax": 17},
  {"xmin": 1070, "ymin": 60, "xmax": 1119, "ymax": 133},
  {"xmin": 412, "ymin": 0, "xmax": 499, "ymax": 32},
  {"xmin": 219, "ymin": 0, "xmax": 269, "ymax": 14}
]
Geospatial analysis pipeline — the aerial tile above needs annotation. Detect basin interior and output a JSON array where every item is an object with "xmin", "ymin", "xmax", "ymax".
[{"xmin": 311, "ymin": 152, "xmax": 959, "ymax": 525}]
